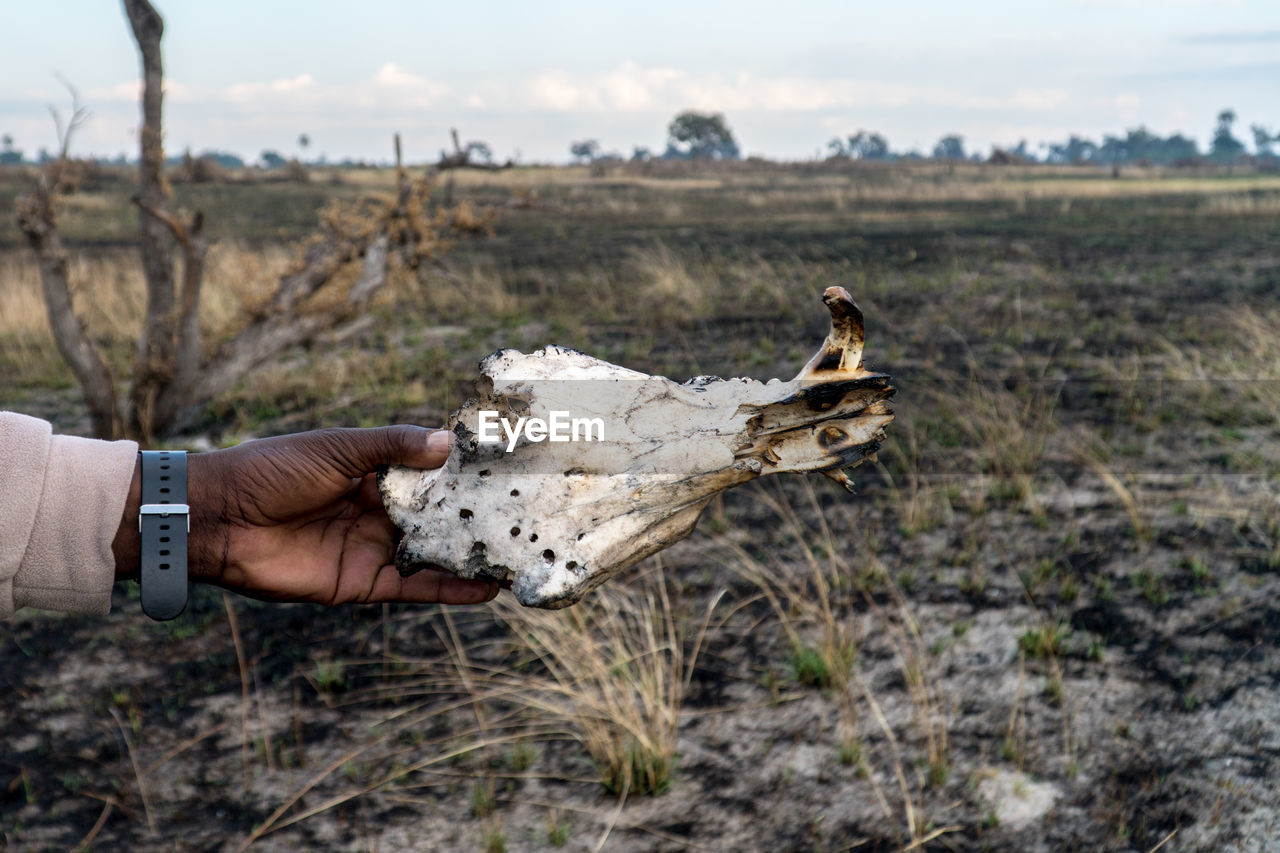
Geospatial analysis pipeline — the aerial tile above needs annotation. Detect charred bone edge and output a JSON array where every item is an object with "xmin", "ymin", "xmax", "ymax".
[{"xmin": 379, "ymin": 286, "xmax": 895, "ymax": 609}]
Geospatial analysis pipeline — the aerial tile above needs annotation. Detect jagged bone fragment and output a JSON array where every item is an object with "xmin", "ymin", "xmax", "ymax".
[{"xmin": 379, "ymin": 287, "xmax": 895, "ymax": 608}]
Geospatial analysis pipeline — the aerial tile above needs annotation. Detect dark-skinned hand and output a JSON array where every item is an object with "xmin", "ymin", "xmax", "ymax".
[{"xmin": 113, "ymin": 426, "xmax": 497, "ymax": 606}]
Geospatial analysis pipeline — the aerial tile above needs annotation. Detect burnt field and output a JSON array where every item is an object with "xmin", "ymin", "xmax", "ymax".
[{"xmin": 2, "ymin": 161, "xmax": 1280, "ymax": 851}]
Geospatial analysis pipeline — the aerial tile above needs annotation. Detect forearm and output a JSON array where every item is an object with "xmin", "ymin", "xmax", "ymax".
[
  {"xmin": 2, "ymin": 412, "xmax": 137, "ymax": 617},
  {"xmin": 111, "ymin": 457, "xmax": 142, "ymax": 581}
]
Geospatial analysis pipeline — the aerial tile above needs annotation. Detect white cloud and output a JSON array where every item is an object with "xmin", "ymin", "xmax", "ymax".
[
  {"xmin": 1008, "ymin": 88, "xmax": 1071, "ymax": 110},
  {"xmin": 520, "ymin": 63, "xmax": 1075, "ymax": 116},
  {"xmin": 525, "ymin": 64, "xmax": 859, "ymax": 113},
  {"xmin": 220, "ymin": 68, "xmax": 445, "ymax": 110},
  {"xmin": 374, "ymin": 63, "xmax": 426, "ymax": 88},
  {"xmin": 527, "ymin": 63, "xmax": 681, "ymax": 111},
  {"xmin": 600, "ymin": 62, "xmax": 681, "ymax": 110},
  {"xmin": 1071, "ymin": 0, "xmax": 1241, "ymax": 6},
  {"xmin": 675, "ymin": 72, "xmax": 847, "ymax": 111},
  {"xmin": 1113, "ymin": 91, "xmax": 1142, "ymax": 120},
  {"xmin": 1089, "ymin": 91, "xmax": 1142, "ymax": 121},
  {"xmin": 527, "ymin": 70, "xmax": 584, "ymax": 110},
  {"xmin": 86, "ymin": 79, "xmax": 193, "ymax": 102},
  {"xmin": 226, "ymin": 73, "xmax": 315, "ymax": 103}
]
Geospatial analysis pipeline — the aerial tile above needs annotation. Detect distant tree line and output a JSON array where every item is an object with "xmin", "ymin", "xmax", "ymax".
[
  {"xmin": 5, "ymin": 106, "xmax": 1277, "ymax": 169},
  {"xmin": 825, "ymin": 109, "xmax": 1275, "ymax": 167}
]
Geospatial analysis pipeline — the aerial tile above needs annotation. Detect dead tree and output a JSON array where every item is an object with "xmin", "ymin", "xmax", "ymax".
[
  {"xmin": 123, "ymin": 0, "xmax": 180, "ymax": 438},
  {"xmin": 429, "ymin": 128, "xmax": 514, "ymax": 207},
  {"xmin": 432, "ymin": 129, "xmax": 515, "ymax": 173},
  {"xmin": 15, "ymin": 0, "xmax": 471, "ymax": 440},
  {"xmin": 14, "ymin": 84, "xmax": 125, "ymax": 438}
]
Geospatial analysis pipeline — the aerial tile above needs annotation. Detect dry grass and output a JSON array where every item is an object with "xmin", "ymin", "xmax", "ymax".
[
  {"xmin": 626, "ymin": 243, "xmax": 713, "ymax": 323},
  {"xmin": 478, "ymin": 561, "xmax": 719, "ymax": 799},
  {"xmin": 713, "ymin": 480, "xmax": 953, "ymax": 846},
  {"xmin": 0, "ymin": 240, "xmax": 416, "ymax": 425},
  {"xmin": 933, "ymin": 360, "xmax": 1061, "ymax": 508},
  {"xmin": 1069, "ymin": 426, "xmax": 1151, "ymax": 540},
  {"xmin": 877, "ymin": 407, "xmax": 956, "ymax": 537},
  {"xmin": 1211, "ymin": 308, "xmax": 1280, "ymax": 423},
  {"xmin": 718, "ymin": 485, "xmax": 861, "ymax": 693},
  {"xmin": 413, "ymin": 256, "xmax": 520, "ymax": 319},
  {"xmin": 0, "ymin": 243, "xmax": 294, "ymax": 386}
]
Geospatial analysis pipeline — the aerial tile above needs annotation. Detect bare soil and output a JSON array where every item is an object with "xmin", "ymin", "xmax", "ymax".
[{"xmin": 3, "ymin": 164, "xmax": 1280, "ymax": 852}]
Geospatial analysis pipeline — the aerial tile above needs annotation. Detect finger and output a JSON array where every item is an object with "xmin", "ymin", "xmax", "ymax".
[
  {"xmin": 303, "ymin": 425, "xmax": 454, "ymax": 480},
  {"xmin": 366, "ymin": 565, "xmax": 498, "ymax": 605},
  {"xmin": 354, "ymin": 473, "xmax": 386, "ymax": 509}
]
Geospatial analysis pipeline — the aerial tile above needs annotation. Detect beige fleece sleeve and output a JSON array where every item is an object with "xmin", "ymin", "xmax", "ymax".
[{"xmin": 0, "ymin": 412, "xmax": 138, "ymax": 617}]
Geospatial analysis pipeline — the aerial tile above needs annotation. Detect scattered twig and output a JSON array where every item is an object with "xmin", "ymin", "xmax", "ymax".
[
  {"xmin": 107, "ymin": 707, "xmax": 155, "ymax": 834},
  {"xmin": 72, "ymin": 796, "xmax": 117, "ymax": 852},
  {"xmin": 140, "ymin": 719, "xmax": 232, "ymax": 778},
  {"xmin": 223, "ymin": 592, "xmax": 252, "ymax": 789}
]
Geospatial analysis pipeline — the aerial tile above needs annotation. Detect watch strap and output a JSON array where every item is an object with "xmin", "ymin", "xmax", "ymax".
[{"xmin": 139, "ymin": 450, "xmax": 189, "ymax": 620}]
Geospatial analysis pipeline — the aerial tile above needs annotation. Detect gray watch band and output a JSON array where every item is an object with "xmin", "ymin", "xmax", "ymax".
[{"xmin": 139, "ymin": 450, "xmax": 189, "ymax": 620}]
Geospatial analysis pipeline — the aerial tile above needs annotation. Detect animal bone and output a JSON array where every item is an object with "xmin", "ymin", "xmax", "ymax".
[{"xmin": 380, "ymin": 287, "xmax": 894, "ymax": 608}]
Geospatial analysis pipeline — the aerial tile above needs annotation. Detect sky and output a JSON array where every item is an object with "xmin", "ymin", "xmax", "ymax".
[{"xmin": 2, "ymin": 0, "xmax": 1278, "ymax": 164}]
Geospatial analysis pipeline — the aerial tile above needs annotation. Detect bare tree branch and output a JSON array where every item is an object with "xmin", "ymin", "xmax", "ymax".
[
  {"xmin": 48, "ymin": 74, "xmax": 90, "ymax": 159},
  {"xmin": 13, "ymin": 78, "xmax": 121, "ymax": 437},
  {"xmin": 16, "ymin": 179, "xmax": 124, "ymax": 439},
  {"xmin": 132, "ymin": 195, "xmax": 207, "ymax": 427},
  {"xmin": 183, "ymin": 228, "xmax": 387, "ymax": 410}
]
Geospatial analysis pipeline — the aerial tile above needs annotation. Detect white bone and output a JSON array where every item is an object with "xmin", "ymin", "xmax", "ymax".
[{"xmin": 380, "ymin": 287, "xmax": 894, "ymax": 608}]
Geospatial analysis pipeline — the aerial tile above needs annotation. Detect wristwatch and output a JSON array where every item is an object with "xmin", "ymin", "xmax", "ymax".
[{"xmin": 138, "ymin": 450, "xmax": 189, "ymax": 620}]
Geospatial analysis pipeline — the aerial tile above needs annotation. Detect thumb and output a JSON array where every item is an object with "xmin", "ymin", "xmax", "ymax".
[{"xmin": 304, "ymin": 425, "xmax": 454, "ymax": 479}]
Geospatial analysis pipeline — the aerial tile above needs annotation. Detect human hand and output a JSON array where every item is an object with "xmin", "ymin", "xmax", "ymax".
[{"xmin": 114, "ymin": 426, "xmax": 497, "ymax": 606}]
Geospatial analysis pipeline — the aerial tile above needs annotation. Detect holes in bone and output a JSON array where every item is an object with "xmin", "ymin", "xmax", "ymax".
[
  {"xmin": 510, "ymin": 526, "xmax": 521, "ymax": 537},
  {"xmin": 576, "ymin": 533, "xmax": 585, "ymax": 541},
  {"xmin": 465, "ymin": 542, "xmax": 490, "ymax": 573},
  {"xmin": 510, "ymin": 489, "xmax": 520, "ymax": 497},
  {"xmin": 818, "ymin": 425, "xmax": 849, "ymax": 449},
  {"xmin": 529, "ymin": 533, "xmax": 538, "ymax": 543},
  {"xmin": 459, "ymin": 508, "xmax": 474, "ymax": 520},
  {"xmin": 542, "ymin": 549, "xmax": 555, "ymax": 564},
  {"xmin": 478, "ymin": 469, "xmax": 491, "ymax": 478},
  {"xmin": 565, "ymin": 560, "xmax": 578, "ymax": 571}
]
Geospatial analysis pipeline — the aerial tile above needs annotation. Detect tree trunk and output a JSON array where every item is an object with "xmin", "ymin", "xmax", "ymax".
[
  {"xmin": 124, "ymin": 0, "xmax": 178, "ymax": 440},
  {"xmin": 15, "ymin": 184, "xmax": 124, "ymax": 439},
  {"xmin": 132, "ymin": 200, "xmax": 207, "ymax": 432}
]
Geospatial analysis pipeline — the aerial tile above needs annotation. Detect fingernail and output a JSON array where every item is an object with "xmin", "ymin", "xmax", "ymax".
[{"xmin": 426, "ymin": 430, "xmax": 454, "ymax": 454}]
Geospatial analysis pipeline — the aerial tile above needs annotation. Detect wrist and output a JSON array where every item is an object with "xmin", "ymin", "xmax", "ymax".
[
  {"xmin": 112, "ymin": 451, "xmax": 229, "ymax": 588},
  {"xmin": 186, "ymin": 451, "xmax": 229, "ymax": 585},
  {"xmin": 112, "ymin": 458, "xmax": 143, "ymax": 581}
]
